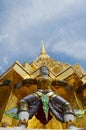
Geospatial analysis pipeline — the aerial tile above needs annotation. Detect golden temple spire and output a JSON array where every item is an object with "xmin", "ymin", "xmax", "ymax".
[
  {"xmin": 40, "ymin": 39, "xmax": 46, "ymax": 54},
  {"xmin": 36, "ymin": 40, "xmax": 50, "ymax": 60}
]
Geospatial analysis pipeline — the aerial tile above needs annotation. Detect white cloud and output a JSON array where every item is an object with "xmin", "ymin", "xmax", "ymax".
[
  {"xmin": 51, "ymin": 40, "xmax": 86, "ymax": 59},
  {"xmin": 48, "ymin": 38, "xmax": 86, "ymax": 60},
  {"xmin": 0, "ymin": 34, "xmax": 8, "ymax": 43},
  {"xmin": 5, "ymin": 0, "xmax": 86, "ymax": 28},
  {"xmin": 47, "ymin": 26, "xmax": 86, "ymax": 60},
  {"xmin": 3, "ymin": 56, "xmax": 9, "ymax": 65}
]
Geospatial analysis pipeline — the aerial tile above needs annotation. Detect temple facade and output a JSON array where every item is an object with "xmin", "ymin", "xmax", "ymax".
[{"xmin": 0, "ymin": 42, "xmax": 86, "ymax": 129}]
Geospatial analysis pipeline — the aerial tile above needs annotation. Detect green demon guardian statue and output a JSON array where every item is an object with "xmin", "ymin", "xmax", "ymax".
[{"xmin": 14, "ymin": 66, "xmax": 80, "ymax": 129}]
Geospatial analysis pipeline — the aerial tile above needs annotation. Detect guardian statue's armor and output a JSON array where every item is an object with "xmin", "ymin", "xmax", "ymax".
[{"xmin": 15, "ymin": 66, "xmax": 78, "ymax": 129}]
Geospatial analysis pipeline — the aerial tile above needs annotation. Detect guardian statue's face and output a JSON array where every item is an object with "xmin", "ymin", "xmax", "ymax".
[{"xmin": 40, "ymin": 66, "xmax": 49, "ymax": 76}]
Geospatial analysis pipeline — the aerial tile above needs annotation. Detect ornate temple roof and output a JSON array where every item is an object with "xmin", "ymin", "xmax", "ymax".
[{"xmin": 0, "ymin": 41, "xmax": 85, "ymax": 86}]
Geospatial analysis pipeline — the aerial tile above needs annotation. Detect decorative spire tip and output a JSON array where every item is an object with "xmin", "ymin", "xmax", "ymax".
[{"xmin": 40, "ymin": 39, "xmax": 46, "ymax": 54}]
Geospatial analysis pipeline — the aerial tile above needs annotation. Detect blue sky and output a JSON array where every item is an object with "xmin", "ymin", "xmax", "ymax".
[{"xmin": 0, "ymin": 0, "xmax": 86, "ymax": 74}]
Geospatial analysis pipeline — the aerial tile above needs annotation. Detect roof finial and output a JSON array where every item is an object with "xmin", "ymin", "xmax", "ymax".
[
  {"xmin": 40, "ymin": 39, "xmax": 46, "ymax": 54},
  {"xmin": 36, "ymin": 40, "xmax": 50, "ymax": 59}
]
